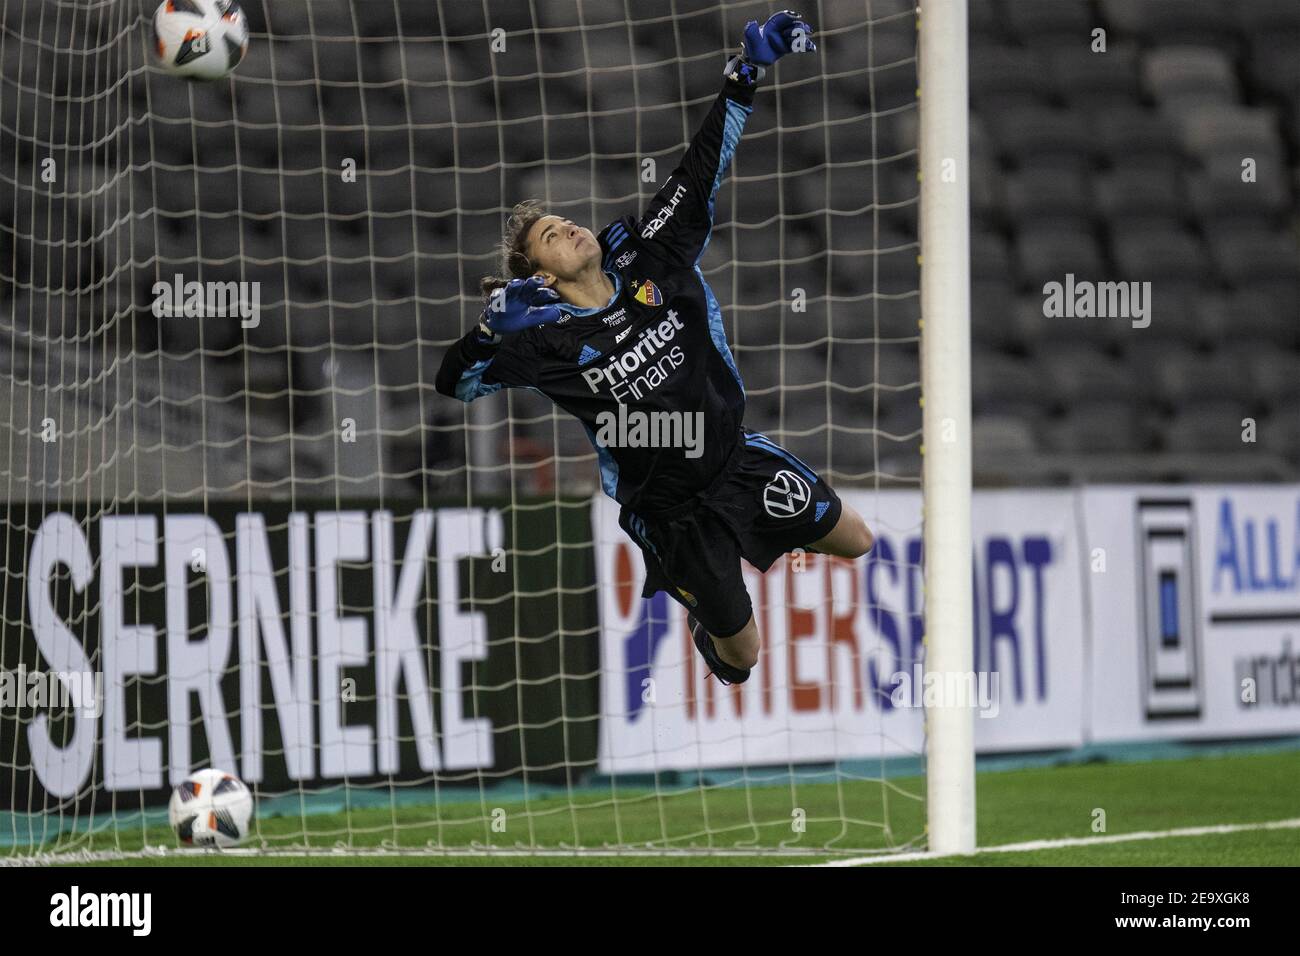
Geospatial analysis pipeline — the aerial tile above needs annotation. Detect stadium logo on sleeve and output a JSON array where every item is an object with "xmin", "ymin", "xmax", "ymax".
[
  {"xmin": 632, "ymin": 279, "xmax": 663, "ymax": 307},
  {"xmin": 641, "ymin": 183, "xmax": 687, "ymax": 238},
  {"xmin": 762, "ymin": 470, "xmax": 811, "ymax": 518}
]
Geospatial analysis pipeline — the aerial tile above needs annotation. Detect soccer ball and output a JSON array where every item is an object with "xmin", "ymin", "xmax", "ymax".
[
  {"xmin": 152, "ymin": 0, "xmax": 249, "ymax": 81},
  {"xmin": 168, "ymin": 768, "xmax": 254, "ymax": 848}
]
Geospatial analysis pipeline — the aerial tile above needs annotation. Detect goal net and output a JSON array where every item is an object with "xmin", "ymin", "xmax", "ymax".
[{"xmin": 0, "ymin": 0, "xmax": 927, "ymax": 860}]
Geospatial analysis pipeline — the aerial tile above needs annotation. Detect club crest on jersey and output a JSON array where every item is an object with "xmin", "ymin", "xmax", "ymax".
[
  {"xmin": 632, "ymin": 279, "xmax": 662, "ymax": 307},
  {"xmin": 763, "ymin": 469, "xmax": 811, "ymax": 518}
]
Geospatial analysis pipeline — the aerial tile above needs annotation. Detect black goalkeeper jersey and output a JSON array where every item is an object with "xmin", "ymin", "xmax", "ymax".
[{"xmin": 436, "ymin": 69, "xmax": 759, "ymax": 515}]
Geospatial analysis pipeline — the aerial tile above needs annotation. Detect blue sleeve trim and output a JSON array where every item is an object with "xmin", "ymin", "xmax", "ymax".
[
  {"xmin": 711, "ymin": 98, "xmax": 752, "ymax": 199},
  {"xmin": 745, "ymin": 433, "xmax": 820, "ymax": 484},
  {"xmin": 696, "ymin": 98, "xmax": 752, "ymax": 266},
  {"xmin": 582, "ymin": 422, "xmax": 621, "ymax": 499},
  {"xmin": 695, "ymin": 265, "xmax": 744, "ymax": 391},
  {"xmin": 453, "ymin": 357, "xmax": 505, "ymax": 402}
]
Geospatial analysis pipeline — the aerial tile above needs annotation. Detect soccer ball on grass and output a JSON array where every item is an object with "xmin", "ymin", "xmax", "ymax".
[{"xmin": 168, "ymin": 768, "xmax": 255, "ymax": 848}]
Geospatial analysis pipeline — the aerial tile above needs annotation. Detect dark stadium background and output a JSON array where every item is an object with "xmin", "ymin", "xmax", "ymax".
[{"xmin": 0, "ymin": 0, "xmax": 1295, "ymax": 503}]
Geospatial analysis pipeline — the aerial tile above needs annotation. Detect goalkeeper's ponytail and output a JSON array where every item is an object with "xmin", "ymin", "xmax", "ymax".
[{"xmin": 479, "ymin": 199, "xmax": 548, "ymax": 301}]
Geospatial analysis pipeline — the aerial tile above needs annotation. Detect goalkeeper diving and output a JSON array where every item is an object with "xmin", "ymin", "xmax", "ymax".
[{"xmin": 437, "ymin": 11, "xmax": 874, "ymax": 685}]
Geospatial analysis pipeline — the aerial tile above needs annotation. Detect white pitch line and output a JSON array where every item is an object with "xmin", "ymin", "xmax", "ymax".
[
  {"xmin": 3, "ymin": 846, "xmax": 843, "ymax": 865},
  {"xmin": 9, "ymin": 818, "xmax": 1298, "ymax": 866},
  {"xmin": 809, "ymin": 817, "xmax": 1300, "ymax": 866}
]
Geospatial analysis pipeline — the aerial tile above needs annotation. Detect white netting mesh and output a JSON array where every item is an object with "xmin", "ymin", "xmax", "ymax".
[{"xmin": 0, "ymin": 0, "xmax": 923, "ymax": 859}]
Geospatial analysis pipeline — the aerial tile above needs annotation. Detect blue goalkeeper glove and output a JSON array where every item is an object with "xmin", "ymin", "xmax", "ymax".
[
  {"xmin": 742, "ymin": 10, "xmax": 816, "ymax": 65},
  {"xmin": 480, "ymin": 276, "xmax": 563, "ymax": 338}
]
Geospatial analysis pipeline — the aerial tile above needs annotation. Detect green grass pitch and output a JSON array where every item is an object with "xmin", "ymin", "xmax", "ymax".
[{"xmin": 26, "ymin": 749, "xmax": 1300, "ymax": 866}]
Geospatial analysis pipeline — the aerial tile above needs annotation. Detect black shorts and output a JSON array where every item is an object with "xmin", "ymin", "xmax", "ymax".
[{"xmin": 618, "ymin": 428, "xmax": 844, "ymax": 638}]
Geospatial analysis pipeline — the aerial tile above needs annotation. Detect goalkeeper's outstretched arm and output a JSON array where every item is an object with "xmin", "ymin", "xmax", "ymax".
[
  {"xmin": 435, "ymin": 12, "xmax": 816, "ymax": 401},
  {"xmin": 634, "ymin": 10, "xmax": 816, "ymax": 268},
  {"xmin": 435, "ymin": 276, "xmax": 559, "ymax": 402}
]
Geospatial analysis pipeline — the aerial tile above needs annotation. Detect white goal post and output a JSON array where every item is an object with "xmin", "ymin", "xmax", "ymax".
[{"xmin": 918, "ymin": 0, "xmax": 975, "ymax": 855}]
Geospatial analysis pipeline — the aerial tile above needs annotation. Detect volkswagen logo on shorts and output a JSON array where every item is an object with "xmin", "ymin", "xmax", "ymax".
[{"xmin": 763, "ymin": 469, "xmax": 811, "ymax": 518}]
